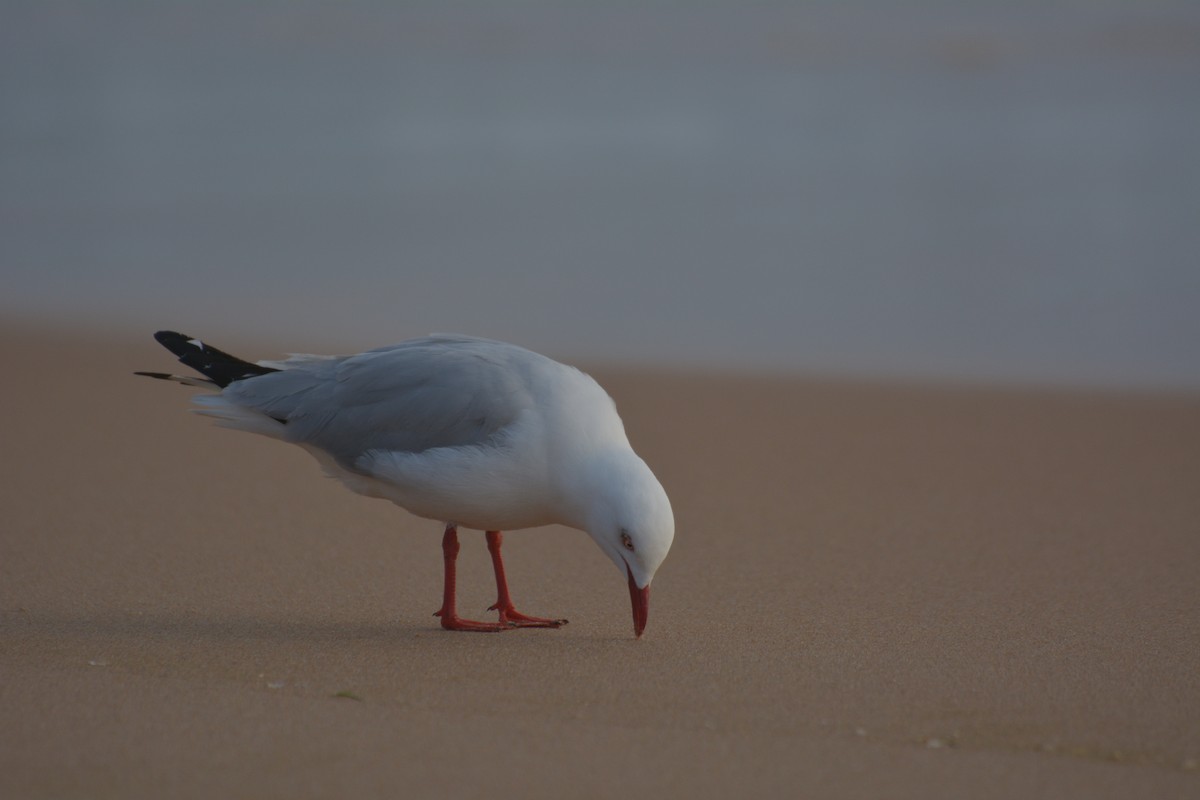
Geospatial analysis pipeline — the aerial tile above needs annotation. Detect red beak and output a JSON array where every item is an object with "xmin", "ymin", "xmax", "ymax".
[{"xmin": 627, "ymin": 563, "xmax": 650, "ymax": 638}]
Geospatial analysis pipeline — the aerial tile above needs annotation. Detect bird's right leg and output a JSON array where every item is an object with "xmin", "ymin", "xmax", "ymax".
[
  {"xmin": 486, "ymin": 530, "xmax": 567, "ymax": 628},
  {"xmin": 433, "ymin": 525, "xmax": 508, "ymax": 632}
]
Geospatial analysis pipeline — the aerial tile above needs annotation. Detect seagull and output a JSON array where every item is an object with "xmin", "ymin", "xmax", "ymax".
[{"xmin": 137, "ymin": 331, "xmax": 674, "ymax": 637}]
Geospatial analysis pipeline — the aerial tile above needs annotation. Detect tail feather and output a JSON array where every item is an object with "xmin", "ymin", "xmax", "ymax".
[
  {"xmin": 140, "ymin": 330, "xmax": 278, "ymax": 388},
  {"xmin": 192, "ymin": 394, "xmax": 289, "ymax": 438}
]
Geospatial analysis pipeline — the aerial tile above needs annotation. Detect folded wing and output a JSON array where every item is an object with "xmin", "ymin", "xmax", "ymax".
[{"xmin": 221, "ymin": 336, "xmax": 536, "ymax": 471}]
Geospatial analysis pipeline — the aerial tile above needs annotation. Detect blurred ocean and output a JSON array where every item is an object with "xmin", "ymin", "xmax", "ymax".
[{"xmin": 2, "ymin": 2, "xmax": 1198, "ymax": 387}]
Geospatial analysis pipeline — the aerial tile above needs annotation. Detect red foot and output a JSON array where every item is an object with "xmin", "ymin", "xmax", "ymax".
[
  {"xmin": 489, "ymin": 603, "xmax": 568, "ymax": 628},
  {"xmin": 434, "ymin": 609, "xmax": 509, "ymax": 632}
]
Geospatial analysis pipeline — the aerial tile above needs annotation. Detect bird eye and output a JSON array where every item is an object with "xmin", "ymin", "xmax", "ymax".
[{"xmin": 621, "ymin": 531, "xmax": 635, "ymax": 551}]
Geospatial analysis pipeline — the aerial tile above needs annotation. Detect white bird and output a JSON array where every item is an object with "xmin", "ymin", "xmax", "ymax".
[{"xmin": 137, "ymin": 331, "xmax": 674, "ymax": 637}]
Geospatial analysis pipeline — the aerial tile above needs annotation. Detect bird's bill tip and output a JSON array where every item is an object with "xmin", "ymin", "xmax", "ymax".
[{"xmin": 627, "ymin": 564, "xmax": 650, "ymax": 638}]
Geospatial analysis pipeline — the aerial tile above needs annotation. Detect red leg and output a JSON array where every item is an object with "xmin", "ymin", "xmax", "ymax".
[
  {"xmin": 486, "ymin": 530, "xmax": 568, "ymax": 628},
  {"xmin": 433, "ymin": 525, "xmax": 508, "ymax": 632}
]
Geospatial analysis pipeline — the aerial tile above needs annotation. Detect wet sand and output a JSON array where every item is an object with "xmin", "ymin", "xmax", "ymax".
[{"xmin": 2, "ymin": 326, "xmax": 1198, "ymax": 798}]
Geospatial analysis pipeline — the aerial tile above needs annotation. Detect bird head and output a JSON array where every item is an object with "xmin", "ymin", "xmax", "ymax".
[{"xmin": 581, "ymin": 451, "xmax": 674, "ymax": 638}]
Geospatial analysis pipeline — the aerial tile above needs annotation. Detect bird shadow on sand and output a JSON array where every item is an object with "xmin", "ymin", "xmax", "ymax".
[{"xmin": 2, "ymin": 607, "xmax": 443, "ymax": 648}]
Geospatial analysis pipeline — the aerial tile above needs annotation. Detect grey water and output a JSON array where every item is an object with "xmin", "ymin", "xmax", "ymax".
[{"xmin": 3, "ymin": 2, "xmax": 1198, "ymax": 388}]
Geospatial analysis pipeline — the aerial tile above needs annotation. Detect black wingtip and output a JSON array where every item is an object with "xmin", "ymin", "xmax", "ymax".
[
  {"xmin": 147, "ymin": 330, "xmax": 278, "ymax": 388},
  {"xmin": 133, "ymin": 371, "xmax": 173, "ymax": 380},
  {"xmin": 152, "ymin": 331, "xmax": 195, "ymax": 358}
]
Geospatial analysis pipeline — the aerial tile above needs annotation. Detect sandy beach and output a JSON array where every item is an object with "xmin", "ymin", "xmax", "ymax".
[{"xmin": 2, "ymin": 325, "xmax": 1198, "ymax": 798}]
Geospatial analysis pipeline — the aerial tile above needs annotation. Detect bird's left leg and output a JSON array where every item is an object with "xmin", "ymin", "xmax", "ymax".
[{"xmin": 486, "ymin": 530, "xmax": 568, "ymax": 628}]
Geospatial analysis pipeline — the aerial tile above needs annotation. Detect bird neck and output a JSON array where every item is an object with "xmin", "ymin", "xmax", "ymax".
[{"xmin": 553, "ymin": 446, "xmax": 644, "ymax": 534}]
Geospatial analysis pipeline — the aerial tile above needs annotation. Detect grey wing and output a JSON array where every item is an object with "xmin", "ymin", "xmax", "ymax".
[{"xmin": 222, "ymin": 337, "xmax": 535, "ymax": 469}]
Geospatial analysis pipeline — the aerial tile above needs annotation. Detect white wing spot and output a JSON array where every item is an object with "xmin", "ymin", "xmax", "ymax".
[{"xmin": 188, "ymin": 338, "xmax": 204, "ymax": 349}]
